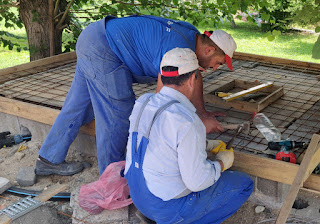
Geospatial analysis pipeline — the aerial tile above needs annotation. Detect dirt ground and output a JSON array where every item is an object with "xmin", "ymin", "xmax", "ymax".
[{"xmin": 0, "ymin": 141, "xmax": 319, "ymax": 224}]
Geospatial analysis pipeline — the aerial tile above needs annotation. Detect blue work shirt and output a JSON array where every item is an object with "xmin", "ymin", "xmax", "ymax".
[
  {"xmin": 105, "ymin": 15, "xmax": 199, "ymax": 81},
  {"xmin": 124, "ymin": 87, "xmax": 221, "ymax": 201}
]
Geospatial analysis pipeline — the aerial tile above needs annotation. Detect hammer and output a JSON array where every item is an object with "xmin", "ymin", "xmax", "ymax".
[
  {"xmin": 225, "ymin": 122, "xmax": 250, "ymax": 149},
  {"xmin": 221, "ymin": 121, "xmax": 250, "ymax": 134}
]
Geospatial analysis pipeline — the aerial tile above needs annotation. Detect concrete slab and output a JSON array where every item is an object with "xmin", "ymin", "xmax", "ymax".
[
  {"xmin": 0, "ymin": 177, "xmax": 11, "ymax": 194},
  {"xmin": 12, "ymin": 205, "xmax": 62, "ymax": 224}
]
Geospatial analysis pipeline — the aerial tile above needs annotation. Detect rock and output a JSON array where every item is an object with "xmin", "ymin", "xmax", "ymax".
[
  {"xmin": 16, "ymin": 167, "xmax": 37, "ymax": 186},
  {"xmin": 255, "ymin": 205, "xmax": 265, "ymax": 214},
  {"xmin": 0, "ymin": 177, "xmax": 11, "ymax": 194},
  {"xmin": 14, "ymin": 152, "xmax": 25, "ymax": 160}
]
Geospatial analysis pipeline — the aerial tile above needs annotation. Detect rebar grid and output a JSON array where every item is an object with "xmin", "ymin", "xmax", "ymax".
[
  {"xmin": 204, "ymin": 61, "xmax": 320, "ymax": 157},
  {"xmin": 0, "ymin": 59, "xmax": 319, "ymax": 157}
]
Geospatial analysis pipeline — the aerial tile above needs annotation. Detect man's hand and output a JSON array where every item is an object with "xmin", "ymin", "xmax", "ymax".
[
  {"xmin": 198, "ymin": 110, "xmax": 225, "ymax": 133},
  {"xmin": 216, "ymin": 149, "xmax": 234, "ymax": 172}
]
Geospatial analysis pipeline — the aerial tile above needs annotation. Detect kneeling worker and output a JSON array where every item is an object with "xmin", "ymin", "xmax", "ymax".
[{"xmin": 124, "ymin": 48, "xmax": 254, "ymax": 224}]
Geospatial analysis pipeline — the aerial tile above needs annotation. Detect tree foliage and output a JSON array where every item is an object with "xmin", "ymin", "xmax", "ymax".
[{"xmin": 0, "ymin": 0, "xmax": 319, "ymax": 60}]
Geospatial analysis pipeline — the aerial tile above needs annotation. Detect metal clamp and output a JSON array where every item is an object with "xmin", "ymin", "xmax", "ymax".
[{"xmin": 0, "ymin": 196, "xmax": 42, "ymax": 220}]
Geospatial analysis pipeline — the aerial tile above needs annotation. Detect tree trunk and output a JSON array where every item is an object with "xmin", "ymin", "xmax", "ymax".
[{"xmin": 19, "ymin": 0, "xmax": 63, "ymax": 61}]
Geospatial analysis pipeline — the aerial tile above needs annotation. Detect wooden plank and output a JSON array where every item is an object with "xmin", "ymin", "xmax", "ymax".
[
  {"xmin": 207, "ymin": 150, "xmax": 320, "ymax": 192},
  {"xmin": 232, "ymin": 151, "xmax": 299, "ymax": 185},
  {"xmin": 234, "ymin": 52, "xmax": 320, "ymax": 71},
  {"xmin": 0, "ymin": 96, "xmax": 95, "ymax": 136},
  {"xmin": 204, "ymin": 79, "xmax": 284, "ymax": 113},
  {"xmin": 0, "ymin": 52, "xmax": 76, "ymax": 77},
  {"xmin": 204, "ymin": 94, "xmax": 259, "ymax": 112},
  {"xmin": 257, "ymin": 87, "xmax": 284, "ymax": 112},
  {"xmin": 35, "ymin": 184, "xmax": 67, "ymax": 202},
  {"xmin": 0, "ymin": 184, "xmax": 66, "ymax": 224},
  {"xmin": 276, "ymin": 134, "xmax": 320, "ymax": 224},
  {"xmin": 222, "ymin": 82, "xmax": 273, "ymax": 101},
  {"xmin": 303, "ymin": 142, "xmax": 320, "ymax": 182}
]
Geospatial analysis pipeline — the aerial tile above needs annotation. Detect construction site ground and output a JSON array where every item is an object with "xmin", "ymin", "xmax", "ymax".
[
  {"xmin": 1, "ymin": 140, "xmax": 320, "ymax": 224},
  {"xmin": 1, "ymin": 54, "xmax": 320, "ymax": 223}
]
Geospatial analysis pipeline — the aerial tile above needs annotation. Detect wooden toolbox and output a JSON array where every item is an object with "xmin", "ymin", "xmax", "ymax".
[{"xmin": 204, "ymin": 79, "xmax": 284, "ymax": 112}]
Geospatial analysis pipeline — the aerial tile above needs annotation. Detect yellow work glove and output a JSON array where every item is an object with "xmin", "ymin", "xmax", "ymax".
[
  {"xmin": 216, "ymin": 149, "xmax": 234, "ymax": 172},
  {"xmin": 206, "ymin": 140, "xmax": 226, "ymax": 154}
]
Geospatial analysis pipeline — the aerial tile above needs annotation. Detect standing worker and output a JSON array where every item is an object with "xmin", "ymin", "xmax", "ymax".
[
  {"xmin": 35, "ymin": 15, "xmax": 237, "ymax": 176},
  {"xmin": 125, "ymin": 48, "xmax": 253, "ymax": 223}
]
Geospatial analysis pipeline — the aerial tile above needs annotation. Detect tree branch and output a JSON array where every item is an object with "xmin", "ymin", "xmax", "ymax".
[
  {"xmin": 54, "ymin": 11, "xmax": 64, "ymax": 20},
  {"xmin": 53, "ymin": 0, "xmax": 60, "ymax": 18},
  {"xmin": 57, "ymin": 24, "xmax": 68, "ymax": 30},
  {"xmin": 0, "ymin": 1, "xmax": 19, "ymax": 8},
  {"xmin": 55, "ymin": 0, "xmax": 74, "ymax": 29}
]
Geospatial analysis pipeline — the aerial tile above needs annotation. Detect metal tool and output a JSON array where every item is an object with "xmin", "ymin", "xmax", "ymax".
[
  {"xmin": 226, "ymin": 125, "xmax": 243, "ymax": 149},
  {"xmin": 221, "ymin": 121, "xmax": 250, "ymax": 132},
  {"xmin": 0, "ymin": 126, "xmax": 32, "ymax": 148},
  {"xmin": 208, "ymin": 122, "xmax": 250, "ymax": 153}
]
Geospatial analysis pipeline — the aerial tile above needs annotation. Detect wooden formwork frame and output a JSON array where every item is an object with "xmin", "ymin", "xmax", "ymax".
[
  {"xmin": 0, "ymin": 53, "xmax": 320, "ymax": 196},
  {"xmin": 234, "ymin": 52, "xmax": 320, "ymax": 71},
  {"xmin": 275, "ymin": 134, "xmax": 320, "ymax": 224}
]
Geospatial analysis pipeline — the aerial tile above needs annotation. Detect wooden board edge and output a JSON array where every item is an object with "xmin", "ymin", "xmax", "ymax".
[
  {"xmin": 0, "ymin": 96, "xmax": 95, "ymax": 136},
  {"xmin": 231, "ymin": 151, "xmax": 320, "ymax": 192},
  {"xmin": 303, "ymin": 142, "xmax": 320, "ymax": 182},
  {"xmin": 275, "ymin": 134, "xmax": 320, "ymax": 224},
  {"xmin": 257, "ymin": 87, "xmax": 284, "ymax": 111},
  {"xmin": 234, "ymin": 52, "xmax": 320, "ymax": 71},
  {"xmin": 35, "ymin": 184, "xmax": 67, "ymax": 202},
  {"xmin": 0, "ymin": 52, "xmax": 76, "ymax": 77},
  {"xmin": 204, "ymin": 94, "xmax": 258, "ymax": 112}
]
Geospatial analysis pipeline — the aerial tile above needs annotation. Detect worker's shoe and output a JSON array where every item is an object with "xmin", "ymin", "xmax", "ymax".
[
  {"xmin": 35, "ymin": 156, "xmax": 84, "ymax": 176},
  {"xmin": 135, "ymin": 210, "xmax": 156, "ymax": 224}
]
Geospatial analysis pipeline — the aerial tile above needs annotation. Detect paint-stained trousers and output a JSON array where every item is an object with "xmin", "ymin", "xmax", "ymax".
[{"xmin": 39, "ymin": 16, "xmax": 136, "ymax": 175}]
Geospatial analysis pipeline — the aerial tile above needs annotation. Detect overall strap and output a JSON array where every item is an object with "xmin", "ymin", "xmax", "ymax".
[
  {"xmin": 133, "ymin": 95, "xmax": 153, "ymax": 132},
  {"xmin": 131, "ymin": 96, "xmax": 179, "ymax": 169},
  {"xmin": 145, "ymin": 100, "xmax": 179, "ymax": 138}
]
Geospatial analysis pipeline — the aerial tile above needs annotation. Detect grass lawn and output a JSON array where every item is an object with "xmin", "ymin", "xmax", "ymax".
[
  {"xmin": 0, "ymin": 23, "xmax": 30, "ymax": 69},
  {"xmin": 199, "ymin": 20, "xmax": 320, "ymax": 63},
  {"xmin": 0, "ymin": 18, "xmax": 319, "ymax": 70}
]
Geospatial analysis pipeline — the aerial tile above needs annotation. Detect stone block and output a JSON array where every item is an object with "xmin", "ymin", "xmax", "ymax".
[
  {"xmin": 16, "ymin": 166, "xmax": 36, "ymax": 187},
  {"xmin": 70, "ymin": 186, "xmax": 129, "ymax": 224},
  {"xmin": 0, "ymin": 177, "xmax": 11, "ymax": 194},
  {"xmin": 256, "ymin": 177, "xmax": 289, "ymax": 203}
]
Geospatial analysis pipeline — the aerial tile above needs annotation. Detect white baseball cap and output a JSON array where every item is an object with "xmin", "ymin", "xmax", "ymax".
[
  {"xmin": 204, "ymin": 30, "xmax": 237, "ymax": 71},
  {"xmin": 160, "ymin": 48, "xmax": 199, "ymax": 77}
]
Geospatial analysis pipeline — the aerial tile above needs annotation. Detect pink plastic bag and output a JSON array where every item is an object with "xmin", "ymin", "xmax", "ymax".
[{"xmin": 79, "ymin": 161, "xmax": 132, "ymax": 214}]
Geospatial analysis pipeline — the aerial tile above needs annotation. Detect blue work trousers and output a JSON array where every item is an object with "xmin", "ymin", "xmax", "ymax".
[
  {"xmin": 126, "ymin": 99, "xmax": 254, "ymax": 224},
  {"xmin": 39, "ymin": 17, "xmax": 136, "ymax": 174}
]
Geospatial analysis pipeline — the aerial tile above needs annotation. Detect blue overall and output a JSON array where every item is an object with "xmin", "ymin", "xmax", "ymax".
[
  {"xmin": 38, "ymin": 15, "xmax": 199, "ymax": 175},
  {"xmin": 125, "ymin": 97, "xmax": 254, "ymax": 224},
  {"xmin": 38, "ymin": 16, "xmax": 135, "ymax": 175}
]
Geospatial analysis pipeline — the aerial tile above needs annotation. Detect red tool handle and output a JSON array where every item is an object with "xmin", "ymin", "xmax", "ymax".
[{"xmin": 275, "ymin": 151, "xmax": 296, "ymax": 164}]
